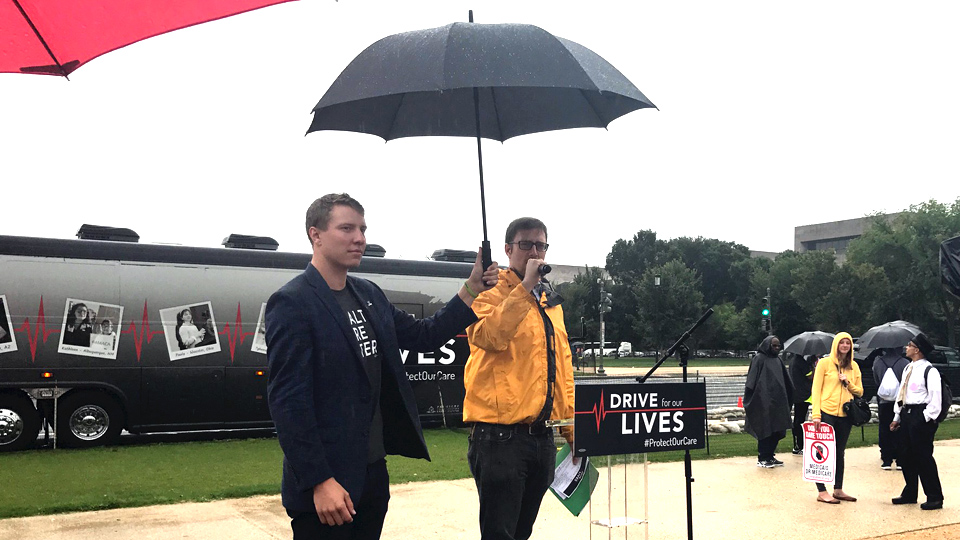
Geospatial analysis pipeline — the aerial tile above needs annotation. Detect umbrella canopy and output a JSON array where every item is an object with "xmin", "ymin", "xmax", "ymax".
[
  {"xmin": 782, "ymin": 331, "xmax": 836, "ymax": 357},
  {"xmin": 308, "ymin": 18, "xmax": 656, "ymax": 267},
  {"xmin": 1, "ymin": 0, "xmax": 294, "ymax": 77},
  {"xmin": 309, "ymin": 21, "xmax": 656, "ymax": 141},
  {"xmin": 857, "ymin": 321, "xmax": 921, "ymax": 350}
]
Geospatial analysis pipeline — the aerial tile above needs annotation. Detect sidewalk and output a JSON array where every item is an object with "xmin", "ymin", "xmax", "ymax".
[{"xmin": 2, "ymin": 440, "xmax": 957, "ymax": 540}]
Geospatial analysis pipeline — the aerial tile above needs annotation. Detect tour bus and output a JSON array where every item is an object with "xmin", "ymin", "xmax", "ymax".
[{"xmin": 0, "ymin": 229, "xmax": 472, "ymax": 452}]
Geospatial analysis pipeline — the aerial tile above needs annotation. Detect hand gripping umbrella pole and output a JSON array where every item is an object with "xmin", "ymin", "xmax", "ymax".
[{"xmin": 636, "ymin": 307, "xmax": 714, "ymax": 540}]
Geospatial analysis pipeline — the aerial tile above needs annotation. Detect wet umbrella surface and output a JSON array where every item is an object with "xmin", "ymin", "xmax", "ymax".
[
  {"xmin": 782, "ymin": 331, "xmax": 836, "ymax": 357},
  {"xmin": 857, "ymin": 320, "xmax": 922, "ymax": 350}
]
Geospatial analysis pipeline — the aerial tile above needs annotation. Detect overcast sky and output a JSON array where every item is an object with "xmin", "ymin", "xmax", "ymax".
[{"xmin": 3, "ymin": 1, "xmax": 958, "ymax": 268}]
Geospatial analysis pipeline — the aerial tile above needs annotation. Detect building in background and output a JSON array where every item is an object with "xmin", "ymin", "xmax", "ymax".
[{"xmin": 795, "ymin": 213, "xmax": 900, "ymax": 264}]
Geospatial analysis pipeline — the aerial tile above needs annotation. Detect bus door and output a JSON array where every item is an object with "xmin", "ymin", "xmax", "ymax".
[{"xmin": 122, "ymin": 264, "xmax": 226, "ymax": 428}]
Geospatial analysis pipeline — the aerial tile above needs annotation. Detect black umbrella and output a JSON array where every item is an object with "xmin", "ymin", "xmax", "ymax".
[
  {"xmin": 782, "ymin": 331, "xmax": 836, "ymax": 357},
  {"xmin": 857, "ymin": 321, "xmax": 921, "ymax": 350},
  {"xmin": 307, "ymin": 12, "xmax": 657, "ymax": 269}
]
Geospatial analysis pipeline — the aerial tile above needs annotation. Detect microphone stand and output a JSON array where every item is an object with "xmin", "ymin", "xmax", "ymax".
[{"xmin": 636, "ymin": 307, "xmax": 714, "ymax": 540}]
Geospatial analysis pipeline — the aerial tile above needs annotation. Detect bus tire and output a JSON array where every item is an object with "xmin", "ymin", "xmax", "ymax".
[
  {"xmin": 56, "ymin": 391, "xmax": 125, "ymax": 449},
  {"xmin": 0, "ymin": 391, "xmax": 41, "ymax": 452}
]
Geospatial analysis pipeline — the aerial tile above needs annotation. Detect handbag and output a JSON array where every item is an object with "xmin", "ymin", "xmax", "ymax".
[
  {"xmin": 839, "ymin": 369, "xmax": 871, "ymax": 426},
  {"xmin": 843, "ymin": 396, "xmax": 871, "ymax": 426}
]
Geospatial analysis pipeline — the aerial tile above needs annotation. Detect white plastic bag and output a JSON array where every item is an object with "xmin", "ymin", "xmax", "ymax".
[{"xmin": 877, "ymin": 367, "xmax": 900, "ymax": 401}]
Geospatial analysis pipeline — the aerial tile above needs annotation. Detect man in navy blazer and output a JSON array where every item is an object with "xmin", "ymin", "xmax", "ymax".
[{"xmin": 266, "ymin": 193, "xmax": 499, "ymax": 540}]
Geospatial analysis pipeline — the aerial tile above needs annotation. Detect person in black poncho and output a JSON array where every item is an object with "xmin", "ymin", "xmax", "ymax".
[{"xmin": 744, "ymin": 335, "xmax": 794, "ymax": 467}]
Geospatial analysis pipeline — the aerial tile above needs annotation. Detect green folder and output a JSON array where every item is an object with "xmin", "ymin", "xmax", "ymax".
[{"xmin": 550, "ymin": 443, "xmax": 599, "ymax": 516}]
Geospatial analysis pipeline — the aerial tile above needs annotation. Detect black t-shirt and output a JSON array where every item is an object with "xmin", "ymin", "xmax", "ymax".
[{"xmin": 331, "ymin": 287, "xmax": 385, "ymax": 463}]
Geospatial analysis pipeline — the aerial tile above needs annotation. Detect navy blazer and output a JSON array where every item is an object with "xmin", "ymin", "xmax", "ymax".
[{"xmin": 266, "ymin": 264, "xmax": 477, "ymax": 512}]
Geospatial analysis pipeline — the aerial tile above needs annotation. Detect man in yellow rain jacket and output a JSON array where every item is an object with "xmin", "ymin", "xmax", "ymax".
[{"xmin": 464, "ymin": 217, "xmax": 575, "ymax": 540}]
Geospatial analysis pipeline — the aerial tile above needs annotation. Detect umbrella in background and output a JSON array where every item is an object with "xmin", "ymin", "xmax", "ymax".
[
  {"xmin": 1, "ymin": 0, "xmax": 295, "ymax": 78},
  {"xmin": 782, "ymin": 331, "xmax": 836, "ymax": 357},
  {"xmin": 307, "ymin": 11, "xmax": 656, "ymax": 270},
  {"xmin": 857, "ymin": 320, "xmax": 922, "ymax": 350}
]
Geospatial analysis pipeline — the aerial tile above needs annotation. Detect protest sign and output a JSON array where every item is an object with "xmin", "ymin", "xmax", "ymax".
[{"xmin": 802, "ymin": 421, "xmax": 836, "ymax": 484}]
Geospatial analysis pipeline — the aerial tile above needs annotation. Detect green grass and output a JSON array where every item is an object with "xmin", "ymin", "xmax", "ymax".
[{"xmin": 2, "ymin": 421, "xmax": 958, "ymax": 520}]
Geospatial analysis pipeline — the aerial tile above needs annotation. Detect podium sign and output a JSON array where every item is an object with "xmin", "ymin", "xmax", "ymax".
[{"xmin": 574, "ymin": 381, "xmax": 707, "ymax": 457}]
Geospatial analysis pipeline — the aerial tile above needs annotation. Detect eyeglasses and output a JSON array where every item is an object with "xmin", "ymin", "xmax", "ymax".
[
  {"xmin": 905, "ymin": 343, "xmax": 917, "ymax": 349},
  {"xmin": 508, "ymin": 241, "xmax": 549, "ymax": 252}
]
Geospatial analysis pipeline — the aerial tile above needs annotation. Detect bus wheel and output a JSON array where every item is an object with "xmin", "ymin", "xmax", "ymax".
[
  {"xmin": 57, "ymin": 392, "xmax": 125, "ymax": 449},
  {"xmin": 0, "ymin": 392, "xmax": 41, "ymax": 452}
]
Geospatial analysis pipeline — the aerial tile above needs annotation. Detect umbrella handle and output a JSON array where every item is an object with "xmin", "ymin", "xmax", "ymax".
[{"xmin": 481, "ymin": 240, "xmax": 493, "ymax": 284}]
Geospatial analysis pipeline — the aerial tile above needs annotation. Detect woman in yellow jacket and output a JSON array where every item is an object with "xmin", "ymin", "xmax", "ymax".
[{"xmin": 810, "ymin": 332, "xmax": 863, "ymax": 504}]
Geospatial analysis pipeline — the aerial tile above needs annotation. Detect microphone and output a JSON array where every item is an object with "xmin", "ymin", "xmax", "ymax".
[{"xmin": 538, "ymin": 264, "xmax": 552, "ymax": 276}]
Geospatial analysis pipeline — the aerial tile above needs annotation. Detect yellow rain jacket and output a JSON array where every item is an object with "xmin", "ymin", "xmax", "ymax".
[
  {"xmin": 811, "ymin": 332, "xmax": 863, "ymax": 419},
  {"xmin": 464, "ymin": 269, "xmax": 575, "ymax": 441}
]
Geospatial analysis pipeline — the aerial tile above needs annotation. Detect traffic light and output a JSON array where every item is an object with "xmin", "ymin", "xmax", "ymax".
[
  {"xmin": 600, "ymin": 291, "xmax": 613, "ymax": 313},
  {"xmin": 759, "ymin": 294, "xmax": 772, "ymax": 333}
]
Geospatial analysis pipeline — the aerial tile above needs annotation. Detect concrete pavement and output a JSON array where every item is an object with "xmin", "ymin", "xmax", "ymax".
[{"xmin": 2, "ymin": 439, "xmax": 958, "ymax": 540}]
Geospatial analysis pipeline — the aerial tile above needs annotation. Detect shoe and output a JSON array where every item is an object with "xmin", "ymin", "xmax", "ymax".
[
  {"xmin": 757, "ymin": 460, "xmax": 776, "ymax": 468},
  {"xmin": 881, "ymin": 462, "xmax": 893, "ymax": 470},
  {"xmin": 792, "ymin": 447, "xmax": 803, "ymax": 455},
  {"xmin": 770, "ymin": 458, "xmax": 784, "ymax": 467},
  {"xmin": 817, "ymin": 496, "xmax": 840, "ymax": 505},
  {"xmin": 892, "ymin": 497, "xmax": 917, "ymax": 505},
  {"xmin": 921, "ymin": 500, "xmax": 943, "ymax": 510},
  {"xmin": 895, "ymin": 463, "xmax": 903, "ymax": 471},
  {"xmin": 834, "ymin": 494, "xmax": 857, "ymax": 502}
]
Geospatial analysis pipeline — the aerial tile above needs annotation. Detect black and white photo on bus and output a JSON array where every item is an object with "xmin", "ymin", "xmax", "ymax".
[
  {"xmin": 159, "ymin": 301, "xmax": 221, "ymax": 360},
  {"xmin": 57, "ymin": 298, "xmax": 124, "ymax": 359},
  {"xmin": 251, "ymin": 302, "xmax": 267, "ymax": 355},
  {"xmin": 0, "ymin": 294, "xmax": 16, "ymax": 354}
]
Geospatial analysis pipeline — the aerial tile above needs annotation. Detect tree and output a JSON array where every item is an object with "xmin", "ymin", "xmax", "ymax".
[
  {"xmin": 605, "ymin": 230, "xmax": 665, "ymax": 284},
  {"xmin": 633, "ymin": 261, "xmax": 705, "ymax": 353},
  {"xmin": 669, "ymin": 237, "xmax": 752, "ymax": 309},
  {"xmin": 847, "ymin": 199, "xmax": 960, "ymax": 346},
  {"xmin": 559, "ymin": 266, "xmax": 606, "ymax": 342}
]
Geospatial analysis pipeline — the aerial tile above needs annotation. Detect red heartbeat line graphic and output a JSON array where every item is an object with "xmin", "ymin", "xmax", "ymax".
[
  {"xmin": 121, "ymin": 300, "xmax": 164, "ymax": 362},
  {"xmin": 575, "ymin": 390, "xmax": 706, "ymax": 432},
  {"xmin": 14, "ymin": 296, "xmax": 60, "ymax": 362},
  {"xmin": 574, "ymin": 390, "xmax": 608, "ymax": 432},
  {"xmin": 219, "ymin": 303, "xmax": 256, "ymax": 363}
]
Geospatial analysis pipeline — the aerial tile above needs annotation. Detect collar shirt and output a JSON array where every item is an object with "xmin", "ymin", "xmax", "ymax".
[{"xmin": 893, "ymin": 359, "xmax": 942, "ymax": 423}]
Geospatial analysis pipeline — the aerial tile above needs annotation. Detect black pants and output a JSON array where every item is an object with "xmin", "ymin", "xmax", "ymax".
[
  {"xmin": 287, "ymin": 459, "xmax": 390, "ymax": 540},
  {"xmin": 468, "ymin": 423, "xmax": 556, "ymax": 540},
  {"xmin": 877, "ymin": 401, "xmax": 899, "ymax": 463},
  {"xmin": 792, "ymin": 402, "xmax": 810, "ymax": 450},
  {"xmin": 816, "ymin": 412, "xmax": 852, "ymax": 492},
  {"xmin": 757, "ymin": 432, "xmax": 784, "ymax": 461},
  {"xmin": 898, "ymin": 405, "xmax": 943, "ymax": 502}
]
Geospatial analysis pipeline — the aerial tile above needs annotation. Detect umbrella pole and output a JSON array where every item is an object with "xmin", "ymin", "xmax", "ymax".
[
  {"xmin": 12, "ymin": 0, "xmax": 70, "ymax": 79},
  {"xmin": 474, "ymin": 87, "xmax": 492, "ymax": 273},
  {"xmin": 469, "ymin": 11, "xmax": 493, "ymax": 274}
]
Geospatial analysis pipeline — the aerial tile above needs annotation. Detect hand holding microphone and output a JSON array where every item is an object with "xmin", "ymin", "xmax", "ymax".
[{"xmin": 521, "ymin": 258, "xmax": 547, "ymax": 291}]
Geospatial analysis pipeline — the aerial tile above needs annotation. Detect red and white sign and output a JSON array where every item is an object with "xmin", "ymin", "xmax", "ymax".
[{"xmin": 802, "ymin": 422, "xmax": 836, "ymax": 484}]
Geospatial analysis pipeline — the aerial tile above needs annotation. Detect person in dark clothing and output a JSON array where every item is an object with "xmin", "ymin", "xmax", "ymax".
[
  {"xmin": 788, "ymin": 353, "xmax": 817, "ymax": 455},
  {"xmin": 266, "ymin": 193, "xmax": 500, "ymax": 540},
  {"xmin": 891, "ymin": 333, "xmax": 944, "ymax": 510},
  {"xmin": 744, "ymin": 335, "xmax": 794, "ymax": 467},
  {"xmin": 872, "ymin": 347, "xmax": 910, "ymax": 470}
]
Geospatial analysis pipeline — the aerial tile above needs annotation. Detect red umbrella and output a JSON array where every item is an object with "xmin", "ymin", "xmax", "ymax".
[{"xmin": 1, "ymin": 0, "xmax": 294, "ymax": 77}]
